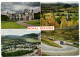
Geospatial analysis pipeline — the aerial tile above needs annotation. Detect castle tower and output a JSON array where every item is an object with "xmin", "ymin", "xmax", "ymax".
[
  {"xmin": 6, "ymin": 11, "xmax": 10, "ymax": 17},
  {"xmin": 24, "ymin": 9, "xmax": 30, "ymax": 21},
  {"xmin": 24, "ymin": 9, "xmax": 30, "ymax": 15},
  {"xmin": 6, "ymin": 11, "xmax": 12, "ymax": 21},
  {"xmin": 31, "ymin": 9, "xmax": 34, "ymax": 20}
]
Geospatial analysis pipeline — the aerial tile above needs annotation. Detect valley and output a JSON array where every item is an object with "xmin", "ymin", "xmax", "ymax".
[{"xmin": 1, "ymin": 33, "xmax": 41, "ymax": 56}]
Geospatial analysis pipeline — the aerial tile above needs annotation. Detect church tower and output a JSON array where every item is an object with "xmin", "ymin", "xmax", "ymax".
[
  {"xmin": 66, "ymin": 10, "xmax": 70, "ymax": 21},
  {"xmin": 66, "ymin": 13, "xmax": 70, "ymax": 21}
]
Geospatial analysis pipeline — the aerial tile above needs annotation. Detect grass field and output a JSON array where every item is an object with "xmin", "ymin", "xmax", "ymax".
[
  {"xmin": 66, "ymin": 43, "xmax": 79, "ymax": 48},
  {"xmin": 42, "ymin": 53, "xmax": 48, "ymax": 56},
  {"xmin": 49, "ymin": 36, "xmax": 64, "ymax": 40},
  {"xmin": 24, "ymin": 38, "xmax": 40, "ymax": 43},
  {"xmin": 41, "ymin": 36, "xmax": 62, "ymax": 48},
  {"xmin": 1, "ymin": 21, "xmax": 27, "ymax": 29},
  {"xmin": 24, "ymin": 20, "xmax": 40, "ymax": 26}
]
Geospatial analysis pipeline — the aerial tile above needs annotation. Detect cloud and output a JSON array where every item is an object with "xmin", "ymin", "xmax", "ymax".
[
  {"xmin": 33, "ymin": 7, "xmax": 41, "ymax": 13},
  {"xmin": 42, "ymin": 1, "xmax": 78, "ymax": 4},
  {"xmin": 1, "ymin": 2, "xmax": 40, "ymax": 14},
  {"xmin": 24, "ymin": 2, "xmax": 40, "ymax": 7},
  {"xmin": 1, "ymin": 29, "xmax": 41, "ymax": 36}
]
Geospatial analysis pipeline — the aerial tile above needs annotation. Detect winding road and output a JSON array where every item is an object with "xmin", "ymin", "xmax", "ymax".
[{"xmin": 42, "ymin": 41, "xmax": 79, "ymax": 56}]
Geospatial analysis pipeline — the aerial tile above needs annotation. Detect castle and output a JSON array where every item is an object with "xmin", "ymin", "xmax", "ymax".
[{"xmin": 6, "ymin": 9, "xmax": 34, "ymax": 21}]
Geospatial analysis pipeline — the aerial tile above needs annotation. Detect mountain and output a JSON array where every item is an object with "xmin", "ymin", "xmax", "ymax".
[
  {"xmin": 61, "ymin": 4, "xmax": 71, "ymax": 8},
  {"xmin": 1, "ymin": 35, "xmax": 6, "ymax": 38},
  {"xmin": 53, "ymin": 2, "xmax": 64, "ymax": 5},
  {"xmin": 21, "ymin": 33, "xmax": 38, "ymax": 39},
  {"xmin": 2, "ymin": 33, "xmax": 39, "ymax": 39},
  {"xmin": 41, "ymin": 2, "xmax": 78, "ymax": 9},
  {"xmin": 2, "ymin": 35, "xmax": 21, "ymax": 38},
  {"xmin": 70, "ymin": 3, "xmax": 78, "ymax": 6},
  {"xmin": 36, "ymin": 33, "xmax": 41, "ymax": 36}
]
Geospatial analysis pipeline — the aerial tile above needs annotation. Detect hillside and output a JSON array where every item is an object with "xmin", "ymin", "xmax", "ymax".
[
  {"xmin": 21, "ymin": 33, "xmax": 38, "ymax": 39},
  {"xmin": 2, "ymin": 33, "xmax": 39, "ymax": 39},
  {"xmin": 41, "ymin": 2, "xmax": 78, "ymax": 9}
]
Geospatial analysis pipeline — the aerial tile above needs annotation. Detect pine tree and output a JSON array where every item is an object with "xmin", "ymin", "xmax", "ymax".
[
  {"xmin": 75, "ymin": 20, "xmax": 79, "ymax": 25},
  {"xmin": 60, "ymin": 16, "xmax": 68, "ymax": 28}
]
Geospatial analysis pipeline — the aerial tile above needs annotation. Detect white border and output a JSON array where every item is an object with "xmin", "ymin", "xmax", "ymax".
[{"xmin": 0, "ymin": 0, "xmax": 80, "ymax": 57}]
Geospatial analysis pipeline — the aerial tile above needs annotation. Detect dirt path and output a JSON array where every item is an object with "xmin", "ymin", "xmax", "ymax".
[{"xmin": 16, "ymin": 21, "xmax": 36, "ymax": 27}]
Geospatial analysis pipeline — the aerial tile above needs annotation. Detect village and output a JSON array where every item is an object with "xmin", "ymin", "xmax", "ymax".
[{"xmin": 2, "ymin": 39, "xmax": 41, "ymax": 56}]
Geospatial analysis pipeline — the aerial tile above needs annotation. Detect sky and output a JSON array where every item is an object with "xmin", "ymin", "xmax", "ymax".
[
  {"xmin": 42, "ymin": 1, "xmax": 78, "ymax": 4},
  {"xmin": 1, "ymin": 29, "xmax": 41, "ymax": 36},
  {"xmin": 1, "ymin": 2, "xmax": 40, "ymax": 14}
]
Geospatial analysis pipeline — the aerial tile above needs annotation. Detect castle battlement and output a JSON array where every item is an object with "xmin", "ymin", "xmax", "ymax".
[{"xmin": 7, "ymin": 9, "xmax": 34, "ymax": 21}]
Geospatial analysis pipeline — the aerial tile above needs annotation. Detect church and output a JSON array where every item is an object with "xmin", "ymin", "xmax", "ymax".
[{"xmin": 6, "ymin": 9, "xmax": 34, "ymax": 21}]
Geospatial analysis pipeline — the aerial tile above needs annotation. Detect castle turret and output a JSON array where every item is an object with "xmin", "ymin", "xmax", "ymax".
[
  {"xmin": 24, "ymin": 9, "xmax": 30, "ymax": 21},
  {"xmin": 24, "ymin": 9, "xmax": 28, "ymax": 15},
  {"xmin": 31, "ymin": 9, "xmax": 34, "ymax": 20},
  {"xmin": 6, "ymin": 11, "xmax": 12, "ymax": 21},
  {"xmin": 6, "ymin": 11, "xmax": 10, "ymax": 16},
  {"xmin": 24, "ymin": 9, "xmax": 30, "ymax": 15}
]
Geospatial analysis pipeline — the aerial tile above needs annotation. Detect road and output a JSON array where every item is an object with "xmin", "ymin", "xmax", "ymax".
[
  {"xmin": 42, "ymin": 41, "xmax": 79, "ymax": 56},
  {"xmin": 16, "ymin": 21, "xmax": 36, "ymax": 27}
]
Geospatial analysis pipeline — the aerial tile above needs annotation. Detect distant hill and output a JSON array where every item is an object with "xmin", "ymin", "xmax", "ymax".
[
  {"xmin": 41, "ymin": 2, "xmax": 78, "ymax": 9},
  {"xmin": 70, "ymin": 3, "xmax": 78, "ymax": 6},
  {"xmin": 1, "ymin": 35, "xmax": 6, "ymax": 38},
  {"xmin": 21, "ymin": 33, "xmax": 38, "ymax": 39},
  {"xmin": 2, "ymin": 35, "xmax": 21, "ymax": 38},
  {"xmin": 1, "ymin": 33, "xmax": 39, "ymax": 39},
  {"xmin": 36, "ymin": 33, "xmax": 41, "ymax": 36},
  {"xmin": 61, "ymin": 4, "xmax": 71, "ymax": 8}
]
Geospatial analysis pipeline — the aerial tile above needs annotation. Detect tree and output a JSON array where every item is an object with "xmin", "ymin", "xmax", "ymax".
[
  {"xmin": 41, "ymin": 13, "xmax": 59, "ymax": 27},
  {"xmin": 34, "ymin": 12, "xmax": 40, "ymax": 19},
  {"xmin": 75, "ymin": 20, "xmax": 79, "ymax": 25},
  {"xmin": 62, "ymin": 4, "xmax": 71, "ymax": 8},
  {"xmin": 55, "ymin": 17, "xmax": 61, "ymax": 24},
  {"xmin": 60, "ymin": 16, "xmax": 68, "ymax": 28},
  {"xmin": 1, "ymin": 15, "xmax": 9, "ymax": 21}
]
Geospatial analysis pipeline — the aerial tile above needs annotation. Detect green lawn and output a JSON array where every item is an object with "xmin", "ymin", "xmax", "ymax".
[
  {"xmin": 41, "ymin": 36, "xmax": 62, "ymax": 48},
  {"xmin": 49, "ymin": 36, "xmax": 64, "ymax": 40},
  {"xmin": 24, "ymin": 20, "xmax": 40, "ymax": 26},
  {"xmin": 1, "ymin": 21, "xmax": 27, "ymax": 29}
]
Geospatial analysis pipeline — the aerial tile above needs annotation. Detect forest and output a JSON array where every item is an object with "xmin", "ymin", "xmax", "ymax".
[
  {"xmin": 41, "ymin": 29, "xmax": 79, "ymax": 43},
  {"xmin": 41, "ymin": 3, "xmax": 79, "ymax": 28}
]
